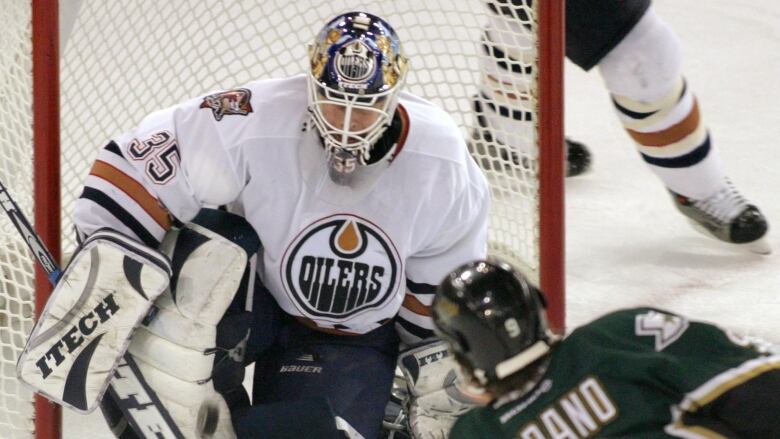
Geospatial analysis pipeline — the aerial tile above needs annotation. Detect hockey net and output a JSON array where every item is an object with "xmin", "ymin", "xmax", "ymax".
[{"xmin": 0, "ymin": 0, "xmax": 563, "ymax": 437}]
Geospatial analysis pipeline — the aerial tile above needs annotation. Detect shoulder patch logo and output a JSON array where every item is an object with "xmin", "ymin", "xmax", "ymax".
[
  {"xmin": 635, "ymin": 310, "xmax": 689, "ymax": 351},
  {"xmin": 199, "ymin": 88, "xmax": 253, "ymax": 121}
]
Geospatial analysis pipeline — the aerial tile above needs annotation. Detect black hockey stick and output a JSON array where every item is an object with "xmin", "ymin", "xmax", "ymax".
[{"xmin": 0, "ymin": 180, "xmax": 185, "ymax": 439}]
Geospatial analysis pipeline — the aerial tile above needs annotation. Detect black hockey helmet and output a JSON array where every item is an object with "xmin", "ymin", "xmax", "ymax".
[{"xmin": 432, "ymin": 259, "xmax": 554, "ymax": 386}]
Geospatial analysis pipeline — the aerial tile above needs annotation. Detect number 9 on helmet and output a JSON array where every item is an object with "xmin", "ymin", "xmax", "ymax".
[{"xmin": 432, "ymin": 259, "xmax": 558, "ymax": 387}]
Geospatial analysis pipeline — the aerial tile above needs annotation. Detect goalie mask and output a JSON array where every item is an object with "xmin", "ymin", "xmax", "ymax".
[
  {"xmin": 433, "ymin": 259, "xmax": 555, "ymax": 386},
  {"xmin": 307, "ymin": 11, "xmax": 408, "ymax": 184}
]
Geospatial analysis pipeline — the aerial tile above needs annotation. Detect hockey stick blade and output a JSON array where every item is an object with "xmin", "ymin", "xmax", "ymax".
[{"xmin": 0, "ymin": 180, "xmax": 184, "ymax": 439}]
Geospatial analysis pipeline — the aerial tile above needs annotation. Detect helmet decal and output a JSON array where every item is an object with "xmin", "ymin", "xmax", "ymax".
[{"xmin": 335, "ymin": 40, "xmax": 377, "ymax": 85}]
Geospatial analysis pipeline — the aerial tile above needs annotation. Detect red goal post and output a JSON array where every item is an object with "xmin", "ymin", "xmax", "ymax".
[
  {"xmin": 1, "ymin": 1, "xmax": 564, "ymax": 438},
  {"xmin": 538, "ymin": 0, "xmax": 566, "ymax": 333}
]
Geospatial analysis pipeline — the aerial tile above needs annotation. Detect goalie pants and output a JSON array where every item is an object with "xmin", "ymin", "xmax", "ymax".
[{"xmin": 227, "ymin": 281, "xmax": 400, "ymax": 439}]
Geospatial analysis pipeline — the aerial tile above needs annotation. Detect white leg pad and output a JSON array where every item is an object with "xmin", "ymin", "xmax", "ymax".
[{"xmin": 127, "ymin": 219, "xmax": 257, "ymax": 439}]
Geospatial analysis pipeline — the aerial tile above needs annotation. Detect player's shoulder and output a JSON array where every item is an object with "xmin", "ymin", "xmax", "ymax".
[
  {"xmin": 591, "ymin": 307, "xmax": 680, "ymax": 327},
  {"xmin": 216, "ymin": 74, "xmax": 308, "ymax": 129},
  {"xmin": 563, "ymin": 306, "xmax": 739, "ymax": 359},
  {"xmin": 582, "ymin": 307, "xmax": 680, "ymax": 327},
  {"xmin": 395, "ymin": 92, "xmax": 487, "ymax": 195},
  {"xmin": 567, "ymin": 307, "xmax": 684, "ymax": 344},
  {"xmin": 134, "ymin": 75, "xmax": 308, "ymax": 137},
  {"xmin": 240, "ymin": 74, "xmax": 309, "ymax": 108},
  {"xmin": 398, "ymin": 91, "xmax": 468, "ymax": 162},
  {"xmin": 164, "ymin": 74, "xmax": 307, "ymax": 116}
]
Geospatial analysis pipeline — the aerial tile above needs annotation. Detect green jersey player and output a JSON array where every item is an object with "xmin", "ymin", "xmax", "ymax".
[{"xmin": 432, "ymin": 259, "xmax": 780, "ymax": 438}]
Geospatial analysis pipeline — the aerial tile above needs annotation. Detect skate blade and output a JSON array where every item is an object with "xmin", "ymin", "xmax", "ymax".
[
  {"xmin": 746, "ymin": 236, "xmax": 772, "ymax": 255},
  {"xmin": 687, "ymin": 219, "xmax": 772, "ymax": 255}
]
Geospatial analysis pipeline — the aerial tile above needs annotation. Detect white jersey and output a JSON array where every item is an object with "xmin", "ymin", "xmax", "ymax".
[{"xmin": 73, "ymin": 75, "xmax": 489, "ymax": 341}]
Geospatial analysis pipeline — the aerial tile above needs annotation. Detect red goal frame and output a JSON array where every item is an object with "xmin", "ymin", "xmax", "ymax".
[
  {"xmin": 33, "ymin": 0, "xmax": 62, "ymax": 438},
  {"xmin": 538, "ymin": 0, "xmax": 566, "ymax": 333}
]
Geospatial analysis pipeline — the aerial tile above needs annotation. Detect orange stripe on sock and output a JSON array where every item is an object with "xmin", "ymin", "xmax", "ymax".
[
  {"xmin": 89, "ymin": 160, "xmax": 172, "ymax": 230},
  {"xmin": 627, "ymin": 99, "xmax": 701, "ymax": 147},
  {"xmin": 402, "ymin": 294, "xmax": 431, "ymax": 316}
]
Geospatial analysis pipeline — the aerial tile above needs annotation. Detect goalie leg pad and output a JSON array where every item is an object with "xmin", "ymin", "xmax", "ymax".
[
  {"xmin": 16, "ymin": 228, "xmax": 171, "ymax": 413},
  {"xmin": 126, "ymin": 208, "xmax": 260, "ymax": 439}
]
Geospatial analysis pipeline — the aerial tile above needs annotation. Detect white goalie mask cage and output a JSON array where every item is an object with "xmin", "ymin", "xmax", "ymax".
[{"xmin": 306, "ymin": 11, "xmax": 408, "ymax": 183}]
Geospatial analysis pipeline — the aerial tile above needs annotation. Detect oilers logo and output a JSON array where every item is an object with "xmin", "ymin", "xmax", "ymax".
[
  {"xmin": 334, "ymin": 40, "xmax": 376, "ymax": 87},
  {"xmin": 282, "ymin": 214, "xmax": 401, "ymax": 320}
]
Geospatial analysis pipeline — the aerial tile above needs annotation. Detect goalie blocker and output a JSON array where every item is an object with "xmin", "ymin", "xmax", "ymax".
[{"xmin": 16, "ymin": 228, "xmax": 172, "ymax": 412}]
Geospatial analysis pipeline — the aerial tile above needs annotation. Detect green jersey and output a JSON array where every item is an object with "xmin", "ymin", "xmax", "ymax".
[{"xmin": 450, "ymin": 308, "xmax": 780, "ymax": 438}]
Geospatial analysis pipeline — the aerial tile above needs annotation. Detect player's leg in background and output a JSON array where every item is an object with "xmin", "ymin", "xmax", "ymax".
[
  {"xmin": 568, "ymin": 0, "xmax": 769, "ymax": 250},
  {"xmin": 243, "ymin": 312, "xmax": 399, "ymax": 439},
  {"xmin": 473, "ymin": 0, "xmax": 591, "ymax": 178}
]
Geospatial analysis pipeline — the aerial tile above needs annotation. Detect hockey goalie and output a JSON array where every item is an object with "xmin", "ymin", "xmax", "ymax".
[{"xmin": 18, "ymin": 9, "xmax": 491, "ymax": 439}]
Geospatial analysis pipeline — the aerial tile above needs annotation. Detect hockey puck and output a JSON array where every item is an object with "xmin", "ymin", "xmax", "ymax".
[{"xmin": 197, "ymin": 401, "xmax": 220, "ymax": 438}]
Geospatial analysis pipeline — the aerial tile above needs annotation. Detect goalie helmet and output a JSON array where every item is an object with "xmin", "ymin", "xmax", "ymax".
[
  {"xmin": 307, "ymin": 12, "xmax": 408, "ymax": 183},
  {"xmin": 432, "ymin": 259, "xmax": 555, "ymax": 386}
]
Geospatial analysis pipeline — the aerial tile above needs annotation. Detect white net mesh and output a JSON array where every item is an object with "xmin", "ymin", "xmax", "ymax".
[
  {"xmin": 0, "ymin": 2, "xmax": 37, "ymax": 438},
  {"xmin": 60, "ymin": 0, "xmax": 542, "ymax": 274},
  {"xmin": 2, "ymin": 1, "xmax": 549, "ymax": 436}
]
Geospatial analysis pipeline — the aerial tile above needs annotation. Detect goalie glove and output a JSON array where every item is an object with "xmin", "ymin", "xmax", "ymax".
[
  {"xmin": 126, "ymin": 209, "xmax": 260, "ymax": 439},
  {"xmin": 398, "ymin": 340, "xmax": 488, "ymax": 439}
]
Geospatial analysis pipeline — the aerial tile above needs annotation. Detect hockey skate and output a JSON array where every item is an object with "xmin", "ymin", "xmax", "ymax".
[{"xmin": 670, "ymin": 180, "xmax": 771, "ymax": 254}]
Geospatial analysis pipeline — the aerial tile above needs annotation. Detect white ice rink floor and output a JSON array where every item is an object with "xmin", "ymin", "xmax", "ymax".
[{"xmin": 64, "ymin": 0, "xmax": 780, "ymax": 437}]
